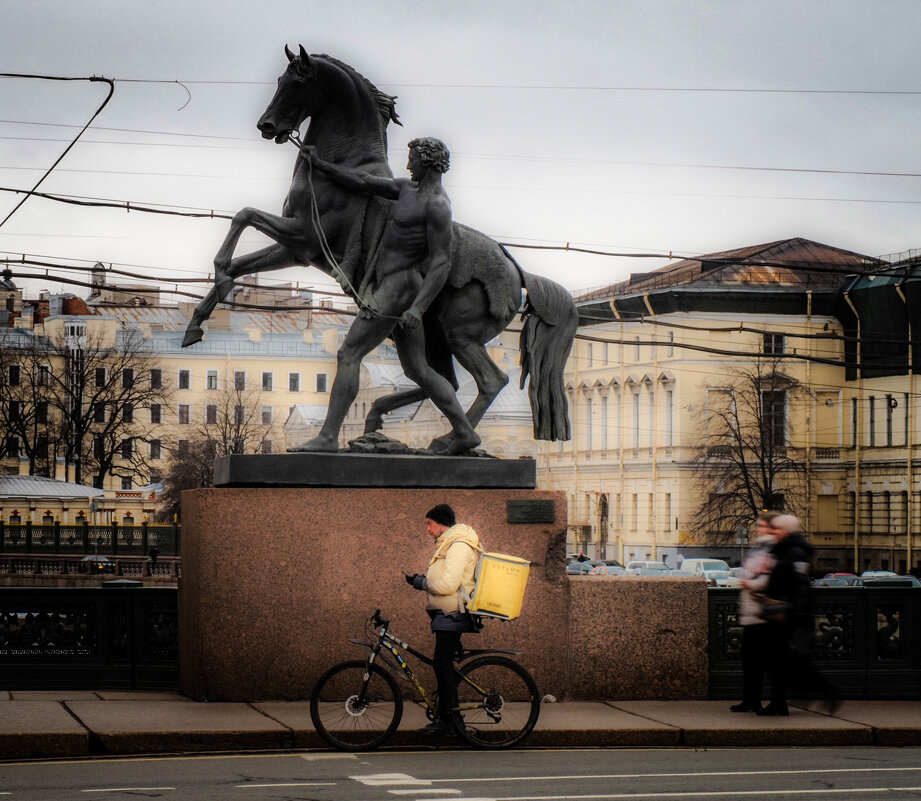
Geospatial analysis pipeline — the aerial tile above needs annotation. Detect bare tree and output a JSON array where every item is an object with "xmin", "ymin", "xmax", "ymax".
[
  {"xmin": 0, "ymin": 326, "xmax": 171, "ymax": 486},
  {"xmin": 689, "ymin": 358, "xmax": 814, "ymax": 545},
  {"xmin": 157, "ymin": 385, "xmax": 275, "ymax": 520}
]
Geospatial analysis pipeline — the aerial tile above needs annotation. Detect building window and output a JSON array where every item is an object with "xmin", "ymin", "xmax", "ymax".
[
  {"xmin": 93, "ymin": 403, "xmax": 105, "ymax": 423},
  {"xmin": 289, "ymin": 373, "xmax": 300, "ymax": 392},
  {"xmin": 150, "ymin": 439, "xmax": 161, "ymax": 460},
  {"xmin": 262, "ymin": 372, "xmax": 273, "ymax": 391},
  {"xmin": 94, "ymin": 367, "xmax": 106, "ymax": 388},
  {"xmin": 762, "ymin": 390, "xmax": 786, "ymax": 447},
  {"xmin": 868, "ymin": 396, "xmax": 876, "ymax": 447},
  {"xmin": 587, "ymin": 342, "xmax": 593, "ymax": 367},
  {"xmin": 630, "ymin": 494, "xmax": 638, "ymax": 531},
  {"xmin": 852, "ymin": 397, "xmax": 858, "ymax": 448},
  {"xmin": 121, "ymin": 476, "xmax": 133, "ymax": 490},
  {"xmin": 316, "ymin": 373, "xmax": 328, "ymax": 393},
  {"xmin": 647, "ymin": 493, "xmax": 654, "ymax": 531},
  {"xmin": 261, "ymin": 439, "xmax": 273, "ymax": 454},
  {"xmin": 8, "ymin": 400, "xmax": 20, "ymax": 421},
  {"xmin": 234, "ymin": 371, "xmax": 246, "ymax": 391},
  {"xmin": 763, "ymin": 333, "xmax": 785, "ymax": 355},
  {"xmin": 93, "ymin": 436, "xmax": 104, "ymax": 460},
  {"xmin": 601, "ymin": 395, "xmax": 609, "ymax": 450},
  {"xmin": 123, "ymin": 403, "xmax": 133, "ymax": 423},
  {"xmin": 584, "ymin": 396, "xmax": 593, "ymax": 450},
  {"xmin": 36, "ymin": 401, "xmax": 48, "ymax": 424},
  {"xmin": 206, "ymin": 404, "xmax": 217, "ymax": 425},
  {"xmin": 7, "ymin": 365, "xmax": 20, "ymax": 386},
  {"xmin": 886, "ymin": 394, "xmax": 894, "ymax": 447},
  {"xmin": 178, "ymin": 404, "xmax": 190, "ymax": 425},
  {"xmin": 664, "ymin": 389, "xmax": 674, "ymax": 447},
  {"xmin": 5, "ymin": 436, "xmax": 20, "ymax": 458},
  {"xmin": 120, "ymin": 438, "xmax": 133, "ymax": 459},
  {"xmin": 634, "ymin": 337, "xmax": 641, "ymax": 361},
  {"xmin": 150, "ymin": 404, "xmax": 161, "ymax": 424},
  {"xmin": 150, "ymin": 369, "xmax": 162, "ymax": 389},
  {"xmin": 632, "ymin": 393, "xmax": 640, "ymax": 449},
  {"xmin": 206, "ymin": 370, "xmax": 218, "ymax": 390},
  {"xmin": 234, "ymin": 404, "xmax": 244, "ymax": 425},
  {"xmin": 177, "ymin": 439, "xmax": 189, "ymax": 457},
  {"xmin": 261, "ymin": 406, "xmax": 273, "ymax": 425},
  {"xmin": 664, "ymin": 493, "xmax": 672, "ymax": 530},
  {"xmin": 667, "ymin": 331, "xmax": 675, "ymax": 357},
  {"xmin": 122, "ymin": 368, "xmax": 134, "ymax": 389},
  {"xmin": 178, "ymin": 369, "xmax": 190, "ymax": 390},
  {"xmin": 37, "ymin": 364, "xmax": 50, "ymax": 386}
]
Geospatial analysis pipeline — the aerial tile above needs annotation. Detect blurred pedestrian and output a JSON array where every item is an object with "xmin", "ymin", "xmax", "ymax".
[
  {"xmin": 730, "ymin": 510, "xmax": 778, "ymax": 712},
  {"xmin": 758, "ymin": 514, "xmax": 838, "ymax": 716}
]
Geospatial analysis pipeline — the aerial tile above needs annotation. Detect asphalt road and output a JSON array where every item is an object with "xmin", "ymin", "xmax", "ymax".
[{"xmin": 2, "ymin": 747, "xmax": 921, "ymax": 800}]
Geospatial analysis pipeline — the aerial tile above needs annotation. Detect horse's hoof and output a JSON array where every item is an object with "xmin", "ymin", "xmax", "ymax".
[{"xmin": 182, "ymin": 326, "xmax": 203, "ymax": 348}]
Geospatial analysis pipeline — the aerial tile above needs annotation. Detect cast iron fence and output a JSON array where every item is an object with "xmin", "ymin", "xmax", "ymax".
[
  {"xmin": 0, "ymin": 521, "xmax": 180, "ymax": 557},
  {"xmin": 0, "ymin": 586, "xmax": 177, "ymax": 690},
  {"xmin": 709, "ymin": 586, "xmax": 921, "ymax": 699}
]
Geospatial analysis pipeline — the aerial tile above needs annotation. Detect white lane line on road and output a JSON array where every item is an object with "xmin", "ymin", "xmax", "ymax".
[
  {"xmin": 387, "ymin": 792, "xmax": 462, "ymax": 796},
  {"xmin": 234, "ymin": 783, "xmax": 336, "ymax": 788},
  {"xmin": 433, "ymin": 767, "xmax": 921, "ymax": 783},
  {"xmin": 433, "ymin": 788, "xmax": 921, "ymax": 800},
  {"xmin": 82, "ymin": 789, "xmax": 176, "ymax": 794},
  {"xmin": 300, "ymin": 753, "xmax": 359, "ymax": 761},
  {"xmin": 352, "ymin": 773, "xmax": 433, "ymax": 786}
]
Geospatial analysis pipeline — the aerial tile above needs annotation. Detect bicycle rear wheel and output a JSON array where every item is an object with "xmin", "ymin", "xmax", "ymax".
[
  {"xmin": 310, "ymin": 659, "xmax": 403, "ymax": 751},
  {"xmin": 453, "ymin": 655, "xmax": 540, "ymax": 749}
]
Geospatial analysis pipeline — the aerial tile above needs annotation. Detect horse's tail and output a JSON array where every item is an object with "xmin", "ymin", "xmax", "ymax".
[{"xmin": 518, "ymin": 271, "xmax": 578, "ymax": 441}]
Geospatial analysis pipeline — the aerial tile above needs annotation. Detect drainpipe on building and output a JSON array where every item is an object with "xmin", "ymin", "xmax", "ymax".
[
  {"xmin": 844, "ymin": 291, "xmax": 862, "ymax": 573},
  {"xmin": 896, "ymin": 280, "xmax": 914, "ymax": 574},
  {"xmin": 643, "ymin": 293, "xmax": 659, "ymax": 561}
]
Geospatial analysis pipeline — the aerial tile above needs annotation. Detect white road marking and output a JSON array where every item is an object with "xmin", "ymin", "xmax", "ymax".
[
  {"xmin": 352, "ymin": 773, "xmax": 433, "ymax": 786},
  {"xmin": 387, "ymin": 792, "xmax": 462, "ymax": 797},
  {"xmin": 235, "ymin": 782, "xmax": 336, "ymax": 788},
  {"xmin": 435, "ymin": 789, "xmax": 921, "ymax": 800},
  {"xmin": 82, "ymin": 789, "xmax": 176, "ymax": 794},
  {"xmin": 434, "ymin": 767, "xmax": 921, "ymax": 783}
]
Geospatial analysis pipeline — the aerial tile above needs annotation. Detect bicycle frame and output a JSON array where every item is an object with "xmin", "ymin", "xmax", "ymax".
[{"xmin": 347, "ymin": 611, "xmax": 522, "ymax": 715}]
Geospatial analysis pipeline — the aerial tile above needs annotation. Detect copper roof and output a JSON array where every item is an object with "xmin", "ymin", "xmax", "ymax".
[{"xmin": 575, "ymin": 238, "xmax": 883, "ymax": 303}]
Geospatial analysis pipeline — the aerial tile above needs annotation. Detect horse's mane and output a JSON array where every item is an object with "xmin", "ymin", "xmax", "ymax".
[{"xmin": 316, "ymin": 54, "xmax": 400, "ymax": 129}]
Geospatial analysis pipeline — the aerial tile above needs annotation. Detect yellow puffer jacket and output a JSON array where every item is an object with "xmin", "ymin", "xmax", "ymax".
[{"xmin": 424, "ymin": 524, "xmax": 481, "ymax": 615}]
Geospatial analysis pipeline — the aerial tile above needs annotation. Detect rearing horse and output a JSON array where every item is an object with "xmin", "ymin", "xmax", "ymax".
[{"xmin": 183, "ymin": 46, "xmax": 577, "ymax": 451}]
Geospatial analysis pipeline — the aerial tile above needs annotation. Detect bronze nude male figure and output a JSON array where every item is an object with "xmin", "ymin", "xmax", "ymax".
[{"xmin": 298, "ymin": 138, "xmax": 480, "ymax": 455}]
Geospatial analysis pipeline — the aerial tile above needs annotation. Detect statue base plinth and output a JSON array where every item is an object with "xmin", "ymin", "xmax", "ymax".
[{"xmin": 213, "ymin": 452, "xmax": 536, "ymax": 489}]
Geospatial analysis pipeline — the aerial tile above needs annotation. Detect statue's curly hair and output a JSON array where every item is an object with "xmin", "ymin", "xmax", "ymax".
[{"xmin": 408, "ymin": 137, "xmax": 450, "ymax": 173}]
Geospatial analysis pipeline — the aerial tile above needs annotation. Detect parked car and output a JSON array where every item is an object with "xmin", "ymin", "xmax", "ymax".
[
  {"xmin": 589, "ymin": 565, "xmax": 628, "ymax": 576},
  {"xmin": 814, "ymin": 576, "xmax": 854, "ymax": 587},
  {"xmin": 625, "ymin": 560, "xmax": 670, "ymax": 575},
  {"xmin": 566, "ymin": 559, "xmax": 606, "ymax": 575},
  {"xmin": 861, "ymin": 570, "xmax": 898, "ymax": 578},
  {"xmin": 666, "ymin": 570, "xmax": 698, "ymax": 578},
  {"xmin": 861, "ymin": 575, "xmax": 921, "ymax": 587},
  {"xmin": 602, "ymin": 559, "xmax": 625, "ymax": 568},
  {"xmin": 678, "ymin": 558, "xmax": 733, "ymax": 584}
]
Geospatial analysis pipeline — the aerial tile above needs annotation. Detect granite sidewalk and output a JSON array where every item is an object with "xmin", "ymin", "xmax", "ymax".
[{"xmin": 1, "ymin": 691, "xmax": 919, "ymax": 761}]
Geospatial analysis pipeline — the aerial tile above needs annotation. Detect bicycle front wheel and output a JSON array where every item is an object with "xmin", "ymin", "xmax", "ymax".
[
  {"xmin": 453, "ymin": 655, "xmax": 540, "ymax": 749},
  {"xmin": 310, "ymin": 659, "xmax": 403, "ymax": 751}
]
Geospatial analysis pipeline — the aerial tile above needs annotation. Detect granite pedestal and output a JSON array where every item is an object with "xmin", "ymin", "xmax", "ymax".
[{"xmin": 179, "ymin": 474, "xmax": 568, "ymax": 701}]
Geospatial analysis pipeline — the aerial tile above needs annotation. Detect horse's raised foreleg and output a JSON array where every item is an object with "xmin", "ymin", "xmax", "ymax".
[{"xmin": 183, "ymin": 241, "xmax": 303, "ymax": 347}]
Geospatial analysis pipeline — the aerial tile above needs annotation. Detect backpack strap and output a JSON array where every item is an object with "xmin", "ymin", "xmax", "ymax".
[{"xmin": 459, "ymin": 542, "xmax": 485, "ymax": 612}]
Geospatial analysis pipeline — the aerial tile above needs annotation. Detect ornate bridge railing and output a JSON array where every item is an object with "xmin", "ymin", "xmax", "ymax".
[
  {"xmin": 0, "ymin": 587, "xmax": 177, "ymax": 690},
  {"xmin": 0, "ymin": 521, "xmax": 181, "ymax": 557},
  {"xmin": 709, "ymin": 586, "xmax": 921, "ymax": 699}
]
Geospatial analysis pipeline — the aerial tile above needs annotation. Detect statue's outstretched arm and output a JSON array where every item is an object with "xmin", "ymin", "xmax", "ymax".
[{"xmin": 301, "ymin": 144, "xmax": 401, "ymax": 199}]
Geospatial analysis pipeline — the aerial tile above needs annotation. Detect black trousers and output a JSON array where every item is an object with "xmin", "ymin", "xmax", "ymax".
[
  {"xmin": 740, "ymin": 624, "xmax": 770, "ymax": 707},
  {"xmin": 765, "ymin": 620, "xmax": 836, "ymax": 707},
  {"xmin": 433, "ymin": 629, "xmax": 463, "ymax": 720}
]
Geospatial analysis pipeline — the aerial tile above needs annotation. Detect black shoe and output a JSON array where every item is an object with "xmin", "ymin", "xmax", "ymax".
[
  {"xmin": 756, "ymin": 704, "xmax": 789, "ymax": 716},
  {"xmin": 729, "ymin": 702, "xmax": 762, "ymax": 713},
  {"xmin": 420, "ymin": 721, "xmax": 457, "ymax": 737}
]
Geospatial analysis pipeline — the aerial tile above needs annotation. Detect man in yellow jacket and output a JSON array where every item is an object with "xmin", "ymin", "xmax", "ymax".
[{"xmin": 406, "ymin": 503, "xmax": 480, "ymax": 736}]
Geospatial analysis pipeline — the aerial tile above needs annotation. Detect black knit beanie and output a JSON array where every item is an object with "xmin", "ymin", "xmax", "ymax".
[{"xmin": 425, "ymin": 504, "xmax": 456, "ymax": 528}]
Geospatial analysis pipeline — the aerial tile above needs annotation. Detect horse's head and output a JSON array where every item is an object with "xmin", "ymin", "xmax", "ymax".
[{"xmin": 257, "ymin": 45, "xmax": 320, "ymax": 143}]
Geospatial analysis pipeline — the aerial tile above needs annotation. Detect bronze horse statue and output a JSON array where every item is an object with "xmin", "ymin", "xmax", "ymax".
[{"xmin": 183, "ymin": 46, "xmax": 577, "ymax": 452}]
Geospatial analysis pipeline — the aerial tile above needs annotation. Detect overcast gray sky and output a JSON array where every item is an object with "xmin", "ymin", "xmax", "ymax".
[{"xmin": 3, "ymin": 0, "xmax": 921, "ymax": 303}]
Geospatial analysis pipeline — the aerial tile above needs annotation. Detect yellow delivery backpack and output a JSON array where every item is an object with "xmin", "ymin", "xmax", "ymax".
[{"xmin": 463, "ymin": 549, "xmax": 531, "ymax": 621}]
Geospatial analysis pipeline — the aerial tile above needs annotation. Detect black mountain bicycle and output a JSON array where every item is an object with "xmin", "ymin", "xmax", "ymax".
[{"xmin": 310, "ymin": 609, "xmax": 540, "ymax": 750}]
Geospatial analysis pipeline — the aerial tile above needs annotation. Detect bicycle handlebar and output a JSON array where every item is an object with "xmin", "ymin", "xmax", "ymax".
[{"xmin": 371, "ymin": 609, "xmax": 390, "ymax": 628}]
